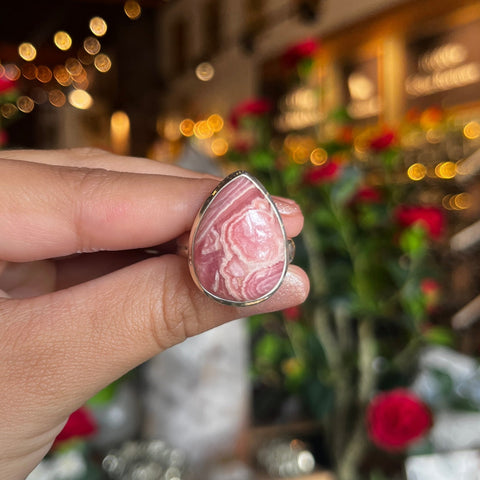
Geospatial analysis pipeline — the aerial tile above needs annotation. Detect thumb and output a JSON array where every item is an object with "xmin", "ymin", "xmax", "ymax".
[{"xmin": 1, "ymin": 254, "xmax": 309, "ymax": 417}]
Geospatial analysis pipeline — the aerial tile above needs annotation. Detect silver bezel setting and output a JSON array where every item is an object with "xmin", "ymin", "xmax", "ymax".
[{"xmin": 188, "ymin": 170, "xmax": 291, "ymax": 307}]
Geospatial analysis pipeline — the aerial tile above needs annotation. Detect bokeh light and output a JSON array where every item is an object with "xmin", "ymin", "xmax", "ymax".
[
  {"xmin": 83, "ymin": 37, "xmax": 101, "ymax": 55},
  {"xmin": 124, "ymin": 0, "xmax": 142, "ymax": 20},
  {"xmin": 90, "ymin": 17, "xmax": 107, "ymax": 37},
  {"xmin": 310, "ymin": 147, "xmax": 328, "ymax": 166},
  {"xmin": 54, "ymin": 31, "xmax": 72, "ymax": 51},
  {"xmin": 407, "ymin": 163, "xmax": 427, "ymax": 181},
  {"xmin": 65, "ymin": 58, "xmax": 83, "ymax": 76},
  {"xmin": 4, "ymin": 64, "xmax": 21, "ymax": 81},
  {"xmin": 22, "ymin": 64, "xmax": 37, "ymax": 80},
  {"xmin": 54, "ymin": 65, "xmax": 72, "ymax": 86},
  {"xmin": 194, "ymin": 120, "xmax": 213, "ymax": 139},
  {"xmin": 68, "ymin": 89, "xmax": 93, "ymax": 109},
  {"xmin": 36, "ymin": 65, "xmax": 52, "ymax": 83},
  {"xmin": 179, "ymin": 118, "xmax": 195, "ymax": 137},
  {"xmin": 94, "ymin": 53, "xmax": 112, "ymax": 72},
  {"xmin": 464, "ymin": 121, "xmax": 480, "ymax": 140},
  {"xmin": 195, "ymin": 62, "xmax": 215, "ymax": 82},
  {"xmin": 207, "ymin": 114, "xmax": 224, "ymax": 132},
  {"xmin": 49, "ymin": 89, "xmax": 66, "ymax": 107},
  {"xmin": 18, "ymin": 42, "xmax": 36, "ymax": 61},
  {"xmin": 1, "ymin": 103, "xmax": 18, "ymax": 119},
  {"xmin": 16, "ymin": 96, "xmax": 34, "ymax": 113},
  {"xmin": 211, "ymin": 137, "xmax": 228, "ymax": 156},
  {"xmin": 435, "ymin": 161, "xmax": 456, "ymax": 179}
]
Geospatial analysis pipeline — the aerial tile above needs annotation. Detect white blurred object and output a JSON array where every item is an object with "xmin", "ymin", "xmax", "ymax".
[
  {"xmin": 430, "ymin": 411, "xmax": 480, "ymax": 451},
  {"xmin": 142, "ymin": 319, "xmax": 249, "ymax": 467},
  {"xmin": 405, "ymin": 450, "xmax": 480, "ymax": 480},
  {"xmin": 26, "ymin": 450, "xmax": 87, "ymax": 480}
]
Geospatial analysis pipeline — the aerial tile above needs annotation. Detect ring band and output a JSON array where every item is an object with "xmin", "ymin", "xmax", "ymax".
[{"xmin": 179, "ymin": 170, "xmax": 295, "ymax": 307}]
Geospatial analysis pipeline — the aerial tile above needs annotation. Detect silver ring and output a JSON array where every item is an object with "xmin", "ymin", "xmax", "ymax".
[{"xmin": 181, "ymin": 170, "xmax": 295, "ymax": 307}]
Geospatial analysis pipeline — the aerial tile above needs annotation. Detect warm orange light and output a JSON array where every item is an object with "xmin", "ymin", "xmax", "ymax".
[
  {"xmin": 310, "ymin": 147, "xmax": 327, "ymax": 166},
  {"xmin": 16, "ymin": 96, "xmax": 34, "ymax": 113},
  {"xmin": 435, "ymin": 161, "xmax": 456, "ymax": 179},
  {"xmin": 110, "ymin": 111, "xmax": 130, "ymax": 155},
  {"xmin": 211, "ymin": 138, "xmax": 228, "ymax": 156},
  {"xmin": 65, "ymin": 58, "xmax": 83, "ymax": 76},
  {"xmin": 194, "ymin": 120, "xmax": 213, "ymax": 139},
  {"xmin": 36, "ymin": 65, "xmax": 52, "ymax": 83},
  {"xmin": 18, "ymin": 42, "xmax": 36, "ymax": 61},
  {"xmin": 207, "ymin": 114, "xmax": 223, "ymax": 132},
  {"xmin": 94, "ymin": 54, "xmax": 112, "ymax": 73},
  {"xmin": 464, "ymin": 121, "xmax": 480, "ymax": 140},
  {"xmin": 83, "ymin": 37, "xmax": 101, "ymax": 55},
  {"xmin": 68, "ymin": 89, "xmax": 93, "ymax": 110},
  {"xmin": 89, "ymin": 17, "xmax": 107, "ymax": 37},
  {"xmin": 49, "ymin": 89, "xmax": 66, "ymax": 107},
  {"xmin": 179, "ymin": 119, "xmax": 195, "ymax": 137},
  {"xmin": 407, "ymin": 163, "xmax": 426, "ymax": 181},
  {"xmin": 4, "ymin": 64, "xmax": 21, "ymax": 81},
  {"xmin": 54, "ymin": 65, "xmax": 72, "ymax": 86},
  {"xmin": 54, "ymin": 31, "xmax": 72, "ymax": 51},
  {"xmin": 22, "ymin": 64, "xmax": 37, "ymax": 80},
  {"xmin": 124, "ymin": 0, "xmax": 142, "ymax": 20}
]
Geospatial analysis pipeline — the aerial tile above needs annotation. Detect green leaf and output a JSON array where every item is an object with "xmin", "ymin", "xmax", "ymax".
[
  {"xmin": 87, "ymin": 381, "xmax": 119, "ymax": 406},
  {"xmin": 250, "ymin": 150, "xmax": 274, "ymax": 170},
  {"xmin": 399, "ymin": 225, "xmax": 428, "ymax": 259},
  {"xmin": 423, "ymin": 326, "xmax": 455, "ymax": 347}
]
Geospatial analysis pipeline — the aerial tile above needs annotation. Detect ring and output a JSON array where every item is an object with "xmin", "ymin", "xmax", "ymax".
[{"xmin": 181, "ymin": 170, "xmax": 295, "ymax": 307}]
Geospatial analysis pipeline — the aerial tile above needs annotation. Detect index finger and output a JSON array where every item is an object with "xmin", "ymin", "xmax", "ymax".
[{"xmin": 0, "ymin": 158, "xmax": 218, "ymax": 262}]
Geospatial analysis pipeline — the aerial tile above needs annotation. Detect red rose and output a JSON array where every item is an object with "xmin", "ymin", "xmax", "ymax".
[
  {"xmin": 395, "ymin": 205, "xmax": 445, "ymax": 240},
  {"xmin": 366, "ymin": 389, "xmax": 432, "ymax": 451},
  {"xmin": 230, "ymin": 98, "xmax": 272, "ymax": 128},
  {"xmin": 282, "ymin": 38, "xmax": 319, "ymax": 68},
  {"xmin": 421, "ymin": 278, "xmax": 441, "ymax": 312},
  {"xmin": 283, "ymin": 305, "xmax": 301, "ymax": 321},
  {"xmin": 354, "ymin": 186, "xmax": 382, "ymax": 204},
  {"xmin": 369, "ymin": 129, "xmax": 396, "ymax": 152},
  {"xmin": 304, "ymin": 162, "xmax": 340, "ymax": 185},
  {"xmin": 54, "ymin": 407, "xmax": 97, "ymax": 446}
]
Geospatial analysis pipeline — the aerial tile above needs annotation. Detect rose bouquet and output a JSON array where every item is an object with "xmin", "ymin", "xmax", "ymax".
[{"xmin": 225, "ymin": 101, "xmax": 448, "ymax": 479}]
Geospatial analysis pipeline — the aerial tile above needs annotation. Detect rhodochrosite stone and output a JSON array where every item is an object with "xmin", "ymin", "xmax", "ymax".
[{"xmin": 191, "ymin": 172, "xmax": 287, "ymax": 305}]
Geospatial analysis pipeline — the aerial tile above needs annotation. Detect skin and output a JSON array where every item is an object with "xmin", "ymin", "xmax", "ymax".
[{"xmin": 0, "ymin": 148, "xmax": 309, "ymax": 479}]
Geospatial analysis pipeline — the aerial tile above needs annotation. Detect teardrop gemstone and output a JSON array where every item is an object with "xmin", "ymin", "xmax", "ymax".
[{"xmin": 190, "ymin": 171, "xmax": 288, "ymax": 305}]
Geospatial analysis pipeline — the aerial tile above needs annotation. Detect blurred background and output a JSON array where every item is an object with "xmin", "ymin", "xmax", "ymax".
[{"xmin": 4, "ymin": 0, "xmax": 480, "ymax": 479}]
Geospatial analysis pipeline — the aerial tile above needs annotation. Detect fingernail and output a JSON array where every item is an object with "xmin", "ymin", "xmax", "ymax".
[{"xmin": 274, "ymin": 197, "xmax": 300, "ymax": 216}]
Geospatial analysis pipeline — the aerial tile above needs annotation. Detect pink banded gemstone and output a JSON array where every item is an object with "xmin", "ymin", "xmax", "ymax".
[{"xmin": 191, "ymin": 172, "xmax": 287, "ymax": 304}]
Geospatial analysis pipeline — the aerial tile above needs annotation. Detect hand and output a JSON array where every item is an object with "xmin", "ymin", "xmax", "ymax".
[{"xmin": 0, "ymin": 148, "xmax": 309, "ymax": 479}]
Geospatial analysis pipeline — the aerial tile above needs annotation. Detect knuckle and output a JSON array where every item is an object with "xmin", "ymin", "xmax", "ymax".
[{"xmin": 146, "ymin": 261, "xmax": 200, "ymax": 351}]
